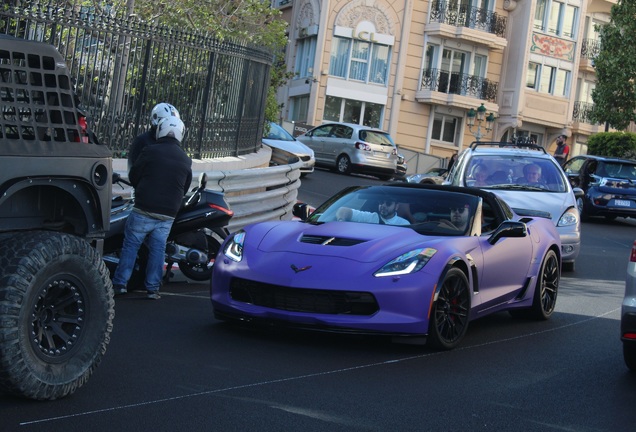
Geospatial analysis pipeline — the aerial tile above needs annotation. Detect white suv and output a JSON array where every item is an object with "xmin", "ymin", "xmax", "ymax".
[
  {"xmin": 445, "ymin": 140, "xmax": 582, "ymax": 271},
  {"xmin": 296, "ymin": 122, "xmax": 398, "ymax": 180}
]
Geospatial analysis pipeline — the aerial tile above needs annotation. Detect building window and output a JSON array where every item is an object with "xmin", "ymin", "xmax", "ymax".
[
  {"xmin": 534, "ymin": 0, "xmax": 578, "ymax": 39},
  {"xmin": 328, "ymin": 36, "xmax": 390, "ymax": 86},
  {"xmin": 324, "ymin": 96, "xmax": 384, "ymax": 128},
  {"xmin": 526, "ymin": 62, "xmax": 570, "ymax": 96},
  {"xmin": 294, "ymin": 37, "xmax": 316, "ymax": 79},
  {"xmin": 432, "ymin": 114, "xmax": 460, "ymax": 145},
  {"xmin": 422, "ymin": 43, "xmax": 495, "ymax": 100},
  {"xmin": 527, "ymin": 63, "xmax": 539, "ymax": 89},
  {"xmin": 290, "ymin": 95, "xmax": 309, "ymax": 122}
]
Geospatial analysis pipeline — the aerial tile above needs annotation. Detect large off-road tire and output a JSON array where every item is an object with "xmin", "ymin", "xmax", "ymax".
[{"xmin": 0, "ymin": 231, "xmax": 114, "ymax": 400}]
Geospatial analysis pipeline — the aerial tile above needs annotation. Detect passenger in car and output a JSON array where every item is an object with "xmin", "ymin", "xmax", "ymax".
[{"xmin": 471, "ymin": 163, "xmax": 490, "ymax": 186}]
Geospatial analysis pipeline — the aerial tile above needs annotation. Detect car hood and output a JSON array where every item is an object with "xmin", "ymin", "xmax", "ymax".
[
  {"xmin": 489, "ymin": 190, "xmax": 575, "ymax": 224},
  {"xmin": 249, "ymin": 221, "xmax": 445, "ymax": 264},
  {"xmin": 262, "ymin": 138, "xmax": 314, "ymax": 156}
]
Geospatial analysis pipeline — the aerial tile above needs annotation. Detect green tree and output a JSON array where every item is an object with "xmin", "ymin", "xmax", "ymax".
[
  {"xmin": 97, "ymin": 0, "xmax": 291, "ymax": 122},
  {"xmin": 587, "ymin": 132, "xmax": 636, "ymax": 160},
  {"xmin": 590, "ymin": 0, "xmax": 636, "ymax": 130}
]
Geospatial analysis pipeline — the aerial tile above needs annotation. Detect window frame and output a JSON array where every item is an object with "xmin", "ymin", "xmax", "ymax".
[
  {"xmin": 534, "ymin": 0, "xmax": 579, "ymax": 39},
  {"xmin": 526, "ymin": 62, "xmax": 571, "ymax": 97},
  {"xmin": 431, "ymin": 113, "xmax": 461, "ymax": 146},
  {"xmin": 328, "ymin": 36, "xmax": 391, "ymax": 86},
  {"xmin": 294, "ymin": 36, "xmax": 316, "ymax": 79},
  {"xmin": 324, "ymin": 95, "xmax": 385, "ymax": 128}
]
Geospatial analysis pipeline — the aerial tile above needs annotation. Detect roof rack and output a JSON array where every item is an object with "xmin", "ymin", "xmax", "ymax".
[{"xmin": 468, "ymin": 136, "xmax": 548, "ymax": 154}]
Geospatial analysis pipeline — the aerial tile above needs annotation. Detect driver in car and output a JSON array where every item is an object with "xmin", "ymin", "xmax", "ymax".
[
  {"xmin": 336, "ymin": 197, "xmax": 410, "ymax": 225},
  {"xmin": 518, "ymin": 164, "xmax": 543, "ymax": 186},
  {"xmin": 449, "ymin": 204, "xmax": 471, "ymax": 232}
]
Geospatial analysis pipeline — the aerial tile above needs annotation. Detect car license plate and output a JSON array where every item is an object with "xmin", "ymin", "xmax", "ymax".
[{"xmin": 614, "ymin": 199, "xmax": 631, "ymax": 207}]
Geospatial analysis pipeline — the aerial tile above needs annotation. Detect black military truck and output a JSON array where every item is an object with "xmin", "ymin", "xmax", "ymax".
[{"xmin": 0, "ymin": 35, "xmax": 114, "ymax": 400}]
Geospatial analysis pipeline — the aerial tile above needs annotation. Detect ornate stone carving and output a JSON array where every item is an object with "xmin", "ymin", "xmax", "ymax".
[
  {"xmin": 503, "ymin": 0, "xmax": 517, "ymax": 12},
  {"xmin": 296, "ymin": 0, "xmax": 319, "ymax": 31},
  {"xmin": 336, "ymin": 0, "xmax": 394, "ymax": 35}
]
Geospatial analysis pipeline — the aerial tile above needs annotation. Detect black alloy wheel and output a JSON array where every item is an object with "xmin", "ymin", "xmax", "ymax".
[
  {"xmin": 428, "ymin": 268, "xmax": 470, "ymax": 350},
  {"xmin": 531, "ymin": 249, "xmax": 559, "ymax": 320}
]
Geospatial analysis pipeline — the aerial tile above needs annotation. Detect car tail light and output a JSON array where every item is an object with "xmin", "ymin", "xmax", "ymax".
[
  {"xmin": 355, "ymin": 142, "xmax": 372, "ymax": 151},
  {"xmin": 631, "ymin": 241, "xmax": 636, "ymax": 262},
  {"xmin": 624, "ymin": 332, "xmax": 636, "ymax": 340}
]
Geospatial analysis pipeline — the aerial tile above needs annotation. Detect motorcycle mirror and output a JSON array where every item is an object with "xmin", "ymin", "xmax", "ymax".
[
  {"xmin": 199, "ymin": 172, "xmax": 207, "ymax": 189},
  {"xmin": 112, "ymin": 172, "xmax": 121, "ymax": 184}
]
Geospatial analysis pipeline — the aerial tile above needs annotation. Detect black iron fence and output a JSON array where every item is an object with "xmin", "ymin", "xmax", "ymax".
[
  {"xmin": 0, "ymin": 1, "xmax": 273, "ymax": 158},
  {"xmin": 573, "ymin": 101, "xmax": 598, "ymax": 125},
  {"xmin": 420, "ymin": 68, "xmax": 498, "ymax": 102},
  {"xmin": 429, "ymin": 0, "xmax": 507, "ymax": 38},
  {"xmin": 580, "ymin": 39, "xmax": 601, "ymax": 60}
]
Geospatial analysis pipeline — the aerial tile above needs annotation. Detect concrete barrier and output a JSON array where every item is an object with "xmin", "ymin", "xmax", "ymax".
[{"xmin": 113, "ymin": 145, "xmax": 303, "ymax": 233}]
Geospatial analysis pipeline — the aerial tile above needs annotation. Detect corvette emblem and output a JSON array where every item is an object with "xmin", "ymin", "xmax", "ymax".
[{"xmin": 290, "ymin": 264, "xmax": 312, "ymax": 273}]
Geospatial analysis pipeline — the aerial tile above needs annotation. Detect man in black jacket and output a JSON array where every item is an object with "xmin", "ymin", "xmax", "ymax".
[{"xmin": 113, "ymin": 117, "xmax": 192, "ymax": 299}]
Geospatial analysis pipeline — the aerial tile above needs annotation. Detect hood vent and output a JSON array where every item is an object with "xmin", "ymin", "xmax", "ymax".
[{"xmin": 300, "ymin": 235, "xmax": 366, "ymax": 246}]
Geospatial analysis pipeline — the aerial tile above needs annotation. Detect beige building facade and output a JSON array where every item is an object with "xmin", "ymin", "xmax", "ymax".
[{"xmin": 273, "ymin": 0, "xmax": 616, "ymax": 171}]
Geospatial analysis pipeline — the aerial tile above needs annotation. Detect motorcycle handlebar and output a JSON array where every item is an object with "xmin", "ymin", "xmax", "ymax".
[{"xmin": 112, "ymin": 172, "xmax": 133, "ymax": 187}]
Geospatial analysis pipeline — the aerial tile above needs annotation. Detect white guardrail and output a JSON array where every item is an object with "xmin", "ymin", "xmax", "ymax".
[{"xmin": 113, "ymin": 147, "xmax": 303, "ymax": 234}]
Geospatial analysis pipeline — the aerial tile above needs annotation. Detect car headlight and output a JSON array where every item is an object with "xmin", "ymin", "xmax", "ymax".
[
  {"xmin": 223, "ymin": 230, "xmax": 246, "ymax": 262},
  {"xmin": 374, "ymin": 248, "xmax": 437, "ymax": 277},
  {"xmin": 557, "ymin": 207, "xmax": 579, "ymax": 227}
]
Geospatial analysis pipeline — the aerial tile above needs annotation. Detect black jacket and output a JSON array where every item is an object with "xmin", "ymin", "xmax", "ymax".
[
  {"xmin": 129, "ymin": 137, "xmax": 192, "ymax": 218},
  {"xmin": 127, "ymin": 129, "xmax": 155, "ymax": 172}
]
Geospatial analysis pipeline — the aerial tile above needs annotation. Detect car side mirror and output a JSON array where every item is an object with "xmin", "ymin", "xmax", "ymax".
[
  {"xmin": 488, "ymin": 221, "xmax": 527, "ymax": 245},
  {"xmin": 293, "ymin": 202, "xmax": 311, "ymax": 221},
  {"xmin": 572, "ymin": 187, "xmax": 584, "ymax": 199}
]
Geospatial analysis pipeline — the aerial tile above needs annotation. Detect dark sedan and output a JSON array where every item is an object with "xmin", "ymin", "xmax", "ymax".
[{"xmin": 562, "ymin": 155, "xmax": 636, "ymax": 221}]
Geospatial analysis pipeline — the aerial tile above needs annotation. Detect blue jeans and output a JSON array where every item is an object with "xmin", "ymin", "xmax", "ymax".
[{"xmin": 112, "ymin": 211, "xmax": 173, "ymax": 292}]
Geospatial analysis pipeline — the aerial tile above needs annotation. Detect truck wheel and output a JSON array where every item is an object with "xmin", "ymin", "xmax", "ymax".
[{"xmin": 0, "ymin": 231, "xmax": 114, "ymax": 400}]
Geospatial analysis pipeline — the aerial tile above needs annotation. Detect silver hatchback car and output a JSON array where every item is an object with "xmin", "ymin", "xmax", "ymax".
[
  {"xmin": 297, "ymin": 122, "xmax": 398, "ymax": 180},
  {"xmin": 622, "ymin": 240, "xmax": 636, "ymax": 371}
]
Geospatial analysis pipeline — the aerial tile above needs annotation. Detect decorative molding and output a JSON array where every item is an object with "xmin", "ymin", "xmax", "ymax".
[
  {"xmin": 530, "ymin": 33, "xmax": 575, "ymax": 62},
  {"xmin": 335, "ymin": 0, "xmax": 395, "ymax": 35},
  {"xmin": 296, "ymin": 0, "xmax": 319, "ymax": 32},
  {"xmin": 503, "ymin": 0, "xmax": 517, "ymax": 12}
]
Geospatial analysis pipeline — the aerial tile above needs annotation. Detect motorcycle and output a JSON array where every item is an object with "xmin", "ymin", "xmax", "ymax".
[{"xmin": 104, "ymin": 172, "xmax": 233, "ymax": 287}]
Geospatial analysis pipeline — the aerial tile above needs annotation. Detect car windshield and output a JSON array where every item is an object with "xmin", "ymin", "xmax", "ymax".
[
  {"xmin": 307, "ymin": 186, "xmax": 480, "ymax": 236},
  {"xmin": 264, "ymin": 123, "xmax": 295, "ymax": 142},
  {"xmin": 464, "ymin": 155, "xmax": 568, "ymax": 192},
  {"xmin": 599, "ymin": 161, "xmax": 636, "ymax": 180}
]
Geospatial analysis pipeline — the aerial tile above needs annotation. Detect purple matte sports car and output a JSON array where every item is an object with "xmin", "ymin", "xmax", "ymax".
[{"xmin": 211, "ymin": 184, "xmax": 561, "ymax": 349}]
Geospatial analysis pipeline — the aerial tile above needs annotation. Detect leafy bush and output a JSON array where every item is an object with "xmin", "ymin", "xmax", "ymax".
[{"xmin": 587, "ymin": 132, "xmax": 636, "ymax": 160}]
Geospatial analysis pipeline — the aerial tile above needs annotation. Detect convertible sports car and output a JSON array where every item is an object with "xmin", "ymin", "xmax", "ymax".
[{"xmin": 211, "ymin": 184, "xmax": 561, "ymax": 349}]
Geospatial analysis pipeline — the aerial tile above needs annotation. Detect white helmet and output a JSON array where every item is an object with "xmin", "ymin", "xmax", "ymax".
[
  {"xmin": 150, "ymin": 102, "xmax": 180, "ymax": 127},
  {"xmin": 156, "ymin": 117, "xmax": 185, "ymax": 142}
]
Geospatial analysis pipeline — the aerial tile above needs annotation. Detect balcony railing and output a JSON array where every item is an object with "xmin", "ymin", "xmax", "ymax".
[
  {"xmin": 429, "ymin": 0, "xmax": 507, "ymax": 38},
  {"xmin": 581, "ymin": 39, "xmax": 601, "ymax": 60},
  {"xmin": 420, "ymin": 68, "xmax": 498, "ymax": 102},
  {"xmin": 573, "ymin": 101, "xmax": 598, "ymax": 125}
]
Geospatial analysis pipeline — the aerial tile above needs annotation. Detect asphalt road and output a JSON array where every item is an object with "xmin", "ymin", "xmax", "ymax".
[{"xmin": 2, "ymin": 169, "xmax": 635, "ymax": 432}]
